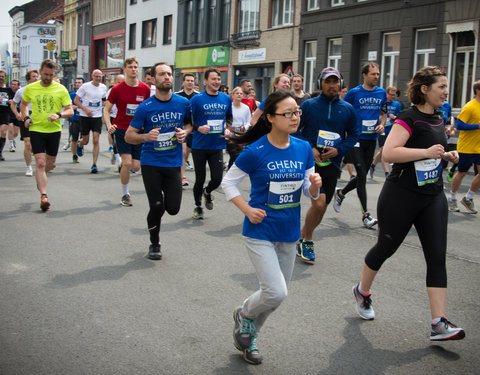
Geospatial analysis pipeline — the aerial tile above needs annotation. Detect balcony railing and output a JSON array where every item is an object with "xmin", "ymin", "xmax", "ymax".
[{"xmin": 231, "ymin": 30, "xmax": 261, "ymax": 42}]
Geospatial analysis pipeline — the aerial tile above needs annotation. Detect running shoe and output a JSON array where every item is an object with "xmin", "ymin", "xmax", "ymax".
[
  {"xmin": 118, "ymin": 163, "xmax": 122, "ymax": 173},
  {"xmin": 368, "ymin": 165, "xmax": 375, "ymax": 179},
  {"xmin": 76, "ymin": 145, "xmax": 84, "ymax": 157},
  {"xmin": 108, "ymin": 146, "xmax": 113, "ymax": 152},
  {"xmin": 0, "ymin": 154, "xmax": 4, "ymax": 161},
  {"xmin": 296, "ymin": 239, "xmax": 303, "ymax": 257},
  {"xmin": 243, "ymin": 334, "xmax": 263, "ymax": 365},
  {"xmin": 91, "ymin": 164, "xmax": 98, "ymax": 174},
  {"xmin": 353, "ymin": 283, "xmax": 375, "ymax": 320},
  {"xmin": 110, "ymin": 152, "xmax": 115, "ymax": 165},
  {"xmin": 62, "ymin": 143, "xmax": 70, "ymax": 151},
  {"xmin": 461, "ymin": 196, "xmax": 477, "ymax": 214},
  {"xmin": 430, "ymin": 317, "xmax": 465, "ymax": 341},
  {"xmin": 333, "ymin": 188, "xmax": 344, "ymax": 213},
  {"xmin": 40, "ymin": 194, "xmax": 50, "ymax": 212},
  {"xmin": 299, "ymin": 240, "xmax": 315, "ymax": 264},
  {"xmin": 25, "ymin": 167, "xmax": 33, "ymax": 177},
  {"xmin": 72, "ymin": 155, "xmax": 79, "ymax": 163},
  {"xmin": 186, "ymin": 161, "xmax": 193, "ymax": 170},
  {"xmin": 362, "ymin": 213, "xmax": 378, "ymax": 229},
  {"xmin": 148, "ymin": 244, "xmax": 162, "ymax": 260},
  {"xmin": 182, "ymin": 177, "xmax": 189, "ymax": 187},
  {"xmin": 10, "ymin": 144, "xmax": 16, "ymax": 152},
  {"xmin": 446, "ymin": 168, "xmax": 454, "ymax": 183},
  {"xmin": 233, "ymin": 306, "xmax": 256, "ymax": 351},
  {"xmin": 193, "ymin": 206, "xmax": 203, "ymax": 220},
  {"xmin": 203, "ymin": 189, "xmax": 214, "ymax": 210},
  {"xmin": 121, "ymin": 194, "xmax": 133, "ymax": 206},
  {"xmin": 448, "ymin": 198, "xmax": 459, "ymax": 212}
]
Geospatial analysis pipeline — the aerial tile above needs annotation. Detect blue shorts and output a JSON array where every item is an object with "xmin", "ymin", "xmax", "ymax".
[
  {"xmin": 114, "ymin": 128, "xmax": 141, "ymax": 160},
  {"xmin": 457, "ymin": 152, "xmax": 480, "ymax": 173}
]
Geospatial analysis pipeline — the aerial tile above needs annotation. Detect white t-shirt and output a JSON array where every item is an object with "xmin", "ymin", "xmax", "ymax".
[
  {"xmin": 232, "ymin": 103, "xmax": 252, "ymax": 130},
  {"xmin": 106, "ymin": 88, "xmax": 118, "ymax": 118},
  {"xmin": 13, "ymin": 86, "xmax": 32, "ymax": 111},
  {"xmin": 76, "ymin": 81, "xmax": 107, "ymax": 118}
]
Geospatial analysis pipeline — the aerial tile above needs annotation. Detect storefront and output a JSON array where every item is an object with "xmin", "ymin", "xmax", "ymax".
[
  {"xmin": 174, "ymin": 45, "xmax": 229, "ymax": 91},
  {"xmin": 92, "ymin": 30, "xmax": 125, "ymax": 87}
]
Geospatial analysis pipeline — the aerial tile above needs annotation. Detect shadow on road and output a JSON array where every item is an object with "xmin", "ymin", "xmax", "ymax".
[
  {"xmin": 44, "ymin": 252, "xmax": 154, "ymax": 289},
  {"xmin": 318, "ymin": 317, "xmax": 460, "ymax": 375}
]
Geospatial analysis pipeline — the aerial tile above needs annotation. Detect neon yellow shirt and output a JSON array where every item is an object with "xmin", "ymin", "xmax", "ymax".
[
  {"xmin": 457, "ymin": 98, "xmax": 480, "ymax": 154},
  {"xmin": 23, "ymin": 80, "xmax": 71, "ymax": 133}
]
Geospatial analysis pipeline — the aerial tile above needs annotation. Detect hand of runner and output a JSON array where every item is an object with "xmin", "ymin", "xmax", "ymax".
[
  {"xmin": 47, "ymin": 114, "xmax": 59, "ymax": 122},
  {"xmin": 309, "ymin": 172, "xmax": 322, "ymax": 191},
  {"xmin": 145, "ymin": 128, "xmax": 159, "ymax": 142},
  {"xmin": 426, "ymin": 144, "xmax": 445, "ymax": 159},
  {"xmin": 321, "ymin": 147, "xmax": 338, "ymax": 160},
  {"xmin": 175, "ymin": 127, "xmax": 186, "ymax": 143},
  {"xmin": 245, "ymin": 206, "xmax": 267, "ymax": 224},
  {"xmin": 108, "ymin": 124, "xmax": 117, "ymax": 134},
  {"xmin": 197, "ymin": 124, "xmax": 210, "ymax": 134},
  {"xmin": 375, "ymin": 124, "xmax": 384, "ymax": 134},
  {"xmin": 312, "ymin": 148, "xmax": 322, "ymax": 163},
  {"xmin": 442, "ymin": 150, "xmax": 459, "ymax": 163}
]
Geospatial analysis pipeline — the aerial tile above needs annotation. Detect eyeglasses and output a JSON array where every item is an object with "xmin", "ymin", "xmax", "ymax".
[{"xmin": 275, "ymin": 110, "xmax": 302, "ymax": 118}]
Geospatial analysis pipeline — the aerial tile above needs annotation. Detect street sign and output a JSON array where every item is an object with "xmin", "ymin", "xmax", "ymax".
[
  {"xmin": 60, "ymin": 51, "xmax": 69, "ymax": 59},
  {"xmin": 46, "ymin": 41, "xmax": 56, "ymax": 51}
]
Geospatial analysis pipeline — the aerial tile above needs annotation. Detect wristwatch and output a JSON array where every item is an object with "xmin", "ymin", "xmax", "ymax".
[{"xmin": 56, "ymin": 112, "xmax": 62, "ymax": 118}]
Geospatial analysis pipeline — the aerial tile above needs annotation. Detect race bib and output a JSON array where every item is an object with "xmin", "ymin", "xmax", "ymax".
[
  {"xmin": 414, "ymin": 159, "xmax": 442, "ymax": 186},
  {"xmin": 88, "ymin": 99, "xmax": 101, "ymax": 108},
  {"xmin": 231, "ymin": 122, "xmax": 243, "ymax": 131},
  {"xmin": 316, "ymin": 130, "xmax": 341, "ymax": 167},
  {"xmin": 154, "ymin": 131, "xmax": 177, "ymax": 151},
  {"xmin": 267, "ymin": 180, "xmax": 303, "ymax": 209},
  {"xmin": 362, "ymin": 119, "xmax": 377, "ymax": 134},
  {"xmin": 126, "ymin": 104, "xmax": 139, "ymax": 116},
  {"xmin": 208, "ymin": 119, "xmax": 224, "ymax": 134}
]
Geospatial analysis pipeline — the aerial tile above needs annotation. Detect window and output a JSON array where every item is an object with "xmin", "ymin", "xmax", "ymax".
[
  {"xmin": 163, "ymin": 15, "xmax": 172, "ymax": 45},
  {"xmin": 129, "ymin": 23, "xmax": 136, "ymax": 49},
  {"xmin": 130, "ymin": 0, "xmax": 137, "ymax": 4},
  {"xmin": 451, "ymin": 31, "xmax": 476, "ymax": 108},
  {"xmin": 220, "ymin": 0, "xmax": 231, "ymax": 40},
  {"xmin": 381, "ymin": 32, "xmax": 400, "ymax": 88},
  {"xmin": 307, "ymin": 0, "xmax": 319, "ymax": 10},
  {"xmin": 327, "ymin": 38, "xmax": 342, "ymax": 70},
  {"xmin": 304, "ymin": 40, "xmax": 317, "ymax": 94},
  {"xmin": 196, "ymin": 0, "xmax": 205, "ymax": 43},
  {"xmin": 414, "ymin": 28, "xmax": 436, "ymax": 72},
  {"xmin": 272, "ymin": 0, "xmax": 293, "ymax": 27},
  {"xmin": 142, "ymin": 19, "xmax": 157, "ymax": 48},
  {"xmin": 185, "ymin": 0, "xmax": 193, "ymax": 44},
  {"xmin": 207, "ymin": 0, "xmax": 217, "ymax": 42},
  {"xmin": 43, "ymin": 46, "xmax": 55, "ymax": 61},
  {"xmin": 331, "ymin": 0, "xmax": 344, "ymax": 6},
  {"xmin": 239, "ymin": 0, "xmax": 259, "ymax": 33}
]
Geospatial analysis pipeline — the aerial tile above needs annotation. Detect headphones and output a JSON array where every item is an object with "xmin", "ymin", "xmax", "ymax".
[{"xmin": 317, "ymin": 71, "xmax": 345, "ymax": 90}]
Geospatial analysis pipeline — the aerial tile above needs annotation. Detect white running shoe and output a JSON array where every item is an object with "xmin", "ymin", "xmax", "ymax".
[
  {"xmin": 460, "ymin": 196, "xmax": 477, "ymax": 214},
  {"xmin": 448, "ymin": 198, "xmax": 460, "ymax": 212},
  {"xmin": 362, "ymin": 213, "xmax": 378, "ymax": 229},
  {"xmin": 25, "ymin": 168, "xmax": 33, "ymax": 177}
]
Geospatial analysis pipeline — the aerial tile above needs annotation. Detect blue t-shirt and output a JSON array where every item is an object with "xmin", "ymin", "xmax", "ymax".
[
  {"xmin": 129, "ymin": 94, "xmax": 191, "ymax": 167},
  {"xmin": 438, "ymin": 102, "xmax": 452, "ymax": 124},
  {"xmin": 190, "ymin": 91, "xmax": 232, "ymax": 150},
  {"xmin": 235, "ymin": 134, "xmax": 314, "ymax": 242},
  {"xmin": 385, "ymin": 100, "xmax": 401, "ymax": 134},
  {"xmin": 258, "ymin": 98, "xmax": 266, "ymax": 111},
  {"xmin": 344, "ymin": 85, "xmax": 387, "ymax": 141},
  {"xmin": 69, "ymin": 91, "xmax": 80, "ymax": 121}
]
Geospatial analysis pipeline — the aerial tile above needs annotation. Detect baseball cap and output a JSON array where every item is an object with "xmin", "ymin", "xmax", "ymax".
[{"xmin": 320, "ymin": 67, "xmax": 341, "ymax": 80}]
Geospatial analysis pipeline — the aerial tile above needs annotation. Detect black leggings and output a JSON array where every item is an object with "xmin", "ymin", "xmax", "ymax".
[
  {"xmin": 192, "ymin": 149, "xmax": 224, "ymax": 207},
  {"xmin": 365, "ymin": 180, "xmax": 448, "ymax": 288},
  {"xmin": 141, "ymin": 165, "xmax": 182, "ymax": 245},
  {"xmin": 341, "ymin": 139, "xmax": 376, "ymax": 213}
]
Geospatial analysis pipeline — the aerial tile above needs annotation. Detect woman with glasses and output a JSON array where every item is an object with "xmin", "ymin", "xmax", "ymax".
[{"xmin": 222, "ymin": 91, "xmax": 322, "ymax": 364}]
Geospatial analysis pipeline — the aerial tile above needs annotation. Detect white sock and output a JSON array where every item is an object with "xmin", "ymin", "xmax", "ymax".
[
  {"xmin": 450, "ymin": 191, "xmax": 457, "ymax": 200},
  {"xmin": 122, "ymin": 184, "xmax": 129, "ymax": 196},
  {"xmin": 115, "ymin": 154, "xmax": 121, "ymax": 163},
  {"xmin": 466, "ymin": 189, "xmax": 475, "ymax": 200},
  {"xmin": 26, "ymin": 165, "xmax": 32, "ymax": 171},
  {"xmin": 432, "ymin": 317, "xmax": 442, "ymax": 324},
  {"xmin": 9, "ymin": 140, "xmax": 14, "ymax": 146}
]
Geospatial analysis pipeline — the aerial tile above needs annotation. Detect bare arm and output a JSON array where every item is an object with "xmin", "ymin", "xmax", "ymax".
[
  {"xmin": 103, "ymin": 101, "xmax": 116, "ymax": 134},
  {"xmin": 249, "ymin": 107, "xmax": 263, "ymax": 127}
]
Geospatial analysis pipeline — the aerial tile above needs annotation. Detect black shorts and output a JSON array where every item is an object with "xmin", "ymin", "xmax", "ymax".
[
  {"xmin": 69, "ymin": 120, "xmax": 81, "ymax": 142},
  {"xmin": 0, "ymin": 111, "xmax": 10, "ymax": 125},
  {"xmin": 80, "ymin": 116, "xmax": 103, "ymax": 135},
  {"xmin": 29, "ymin": 131, "xmax": 61, "ymax": 156},
  {"xmin": 342, "ymin": 149, "xmax": 354, "ymax": 164},
  {"xmin": 114, "ymin": 128, "xmax": 142, "ymax": 160},
  {"xmin": 186, "ymin": 133, "xmax": 193, "ymax": 149},
  {"xmin": 377, "ymin": 133, "xmax": 387, "ymax": 148},
  {"xmin": 19, "ymin": 120, "xmax": 30, "ymax": 140},
  {"xmin": 315, "ymin": 163, "xmax": 340, "ymax": 204}
]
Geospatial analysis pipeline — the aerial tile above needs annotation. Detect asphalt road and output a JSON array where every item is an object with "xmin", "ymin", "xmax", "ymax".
[{"xmin": 1, "ymin": 129, "xmax": 479, "ymax": 375}]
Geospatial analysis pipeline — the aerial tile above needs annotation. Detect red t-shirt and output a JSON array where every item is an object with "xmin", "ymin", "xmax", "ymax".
[
  {"xmin": 107, "ymin": 81, "xmax": 151, "ymax": 130},
  {"xmin": 241, "ymin": 97, "xmax": 257, "ymax": 113}
]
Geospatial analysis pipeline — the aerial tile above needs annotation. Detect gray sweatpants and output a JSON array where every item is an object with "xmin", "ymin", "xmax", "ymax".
[{"xmin": 242, "ymin": 236, "xmax": 297, "ymax": 332}]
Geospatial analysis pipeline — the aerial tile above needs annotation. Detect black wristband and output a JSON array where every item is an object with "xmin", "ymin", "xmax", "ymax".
[
  {"xmin": 23, "ymin": 116, "xmax": 31, "ymax": 122},
  {"xmin": 56, "ymin": 112, "xmax": 62, "ymax": 118}
]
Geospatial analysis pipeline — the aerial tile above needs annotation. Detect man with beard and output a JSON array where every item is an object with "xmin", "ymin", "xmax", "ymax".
[
  {"xmin": 125, "ymin": 62, "xmax": 191, "ymax": 260},
  {"xmin": 296, "ymin": 67, "xmax": 359, "ymax": 263},
  {"xmin": 20, "ymin": 59, "xmax": 73, "ymax": 211}
]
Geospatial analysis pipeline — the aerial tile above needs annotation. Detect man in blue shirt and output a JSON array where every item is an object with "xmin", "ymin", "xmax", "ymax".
[
  {"xmin": 66, "ymin": 77, "xmax": 84, "ymax": 162},
  {"xmin": 125, "ymin": 62, "xmax": 191, "ymax": 260},
  {"xmin": 334, "ymin": 62, "xmax": 387, "ymax": 229},
  {"xmin": 190, "ymin": 68, "xmax": 232, "ymax": 219}
]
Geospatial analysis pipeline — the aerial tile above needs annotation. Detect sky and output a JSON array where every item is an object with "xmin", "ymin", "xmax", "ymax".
[{"xmin": 0, "ymin": 0, "xmax": 28, "ymax": 48}]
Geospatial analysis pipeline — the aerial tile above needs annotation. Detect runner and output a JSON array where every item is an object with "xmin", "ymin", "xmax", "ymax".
[
  {"xmin": 10, "ymin": 70, "xmax": 39, "ymax": 175},
  {"xmin": 352, "ymin": 66, "xmax": 465, "ymax": 342},
  {"xmin": 75, "ymin": 69, "xmax": 107, "ymax": 173},
  {"xmin": 65, "ymin": 78, "xmax": 84, "ymax": 162},
  {"xmin": 20, "ymin": 59, "xmax": 73, "ymax": 211},
  {"xmin": 7, "ymin": 80, "xmax": 21, "ymax": 153},
  {"xmin": 125, "ymin": 62, "xmax": 191, "ymax": 260},
  {"xmin": 190, "ymin": 67, "xmax": 232, "ymax": 219},
  {"xmin": 106, "ymin": 74, "xmax": 125, "ymax": 167},
  {"xmin": 226, "ymin": 86, "xmax": 251, "ymax": 169},
  {"xmin": 369, "ymin": 86, "xmax": 401, "ymax": 178},
  {"xmin": 239, "ymin": 79, "xmax": 257, "ymax": 113},
  {"xmin": 296, "ymin": 67, "xmax": 359, "ymax": 264},
  {"xmin": 222, "ymin": 91, "xmax": 322, "ymax": 364},
  {"xmin": 291, "ymin": 74, "xmax": 311, "ymax": 106},
  {"xmin": 0, "ymin": 70, "xmax": 14, "ymax": 161},
  {"xmin": 448, "ymin": 80, "xmax": 480, "ymax": 214},
  {"xmin": 333, "ymin": 62, "xmax": 387, "ymax": 228},
  {"xmin": 104, "ymin": 57, "xmax": 151, "ymax": 206},
  {"xmin": 175, "ymin": 73, "xmax": 198, "ymax": 187}
]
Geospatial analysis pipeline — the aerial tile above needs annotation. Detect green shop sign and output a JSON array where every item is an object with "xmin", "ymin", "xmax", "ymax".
[{"xmin": 176, "ymin": 46, "xmax": 229, "ymax": 69}]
